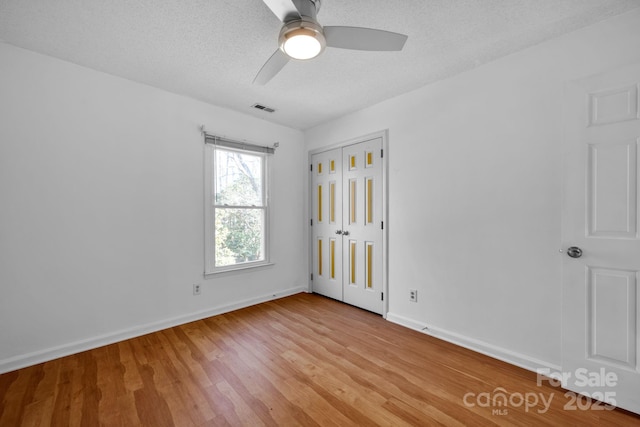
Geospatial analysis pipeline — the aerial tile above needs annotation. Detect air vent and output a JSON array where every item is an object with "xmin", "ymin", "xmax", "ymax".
[{"xmin": 251, "ymin": 103, "xmax": 276, "ymax": 113}]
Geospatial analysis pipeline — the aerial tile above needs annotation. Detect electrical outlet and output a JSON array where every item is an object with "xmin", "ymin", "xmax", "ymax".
[
  {"xmin": 193, "ymin": 284, "xmax": 201, "ymax": 295},
  {"xmin": 409, "ymin": 289, "xmax": 417, "ymax": 302}
]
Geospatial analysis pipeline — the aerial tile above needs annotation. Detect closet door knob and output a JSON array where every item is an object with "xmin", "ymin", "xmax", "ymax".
[{"xmin": 567, "ymin": 246, "xmax": 583, "ymax": 258}]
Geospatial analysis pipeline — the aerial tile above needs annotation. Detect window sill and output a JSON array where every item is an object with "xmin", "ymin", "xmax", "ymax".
[{"xmin": 204, "ymin": 262, "xmax": 275, "ymax": 278}]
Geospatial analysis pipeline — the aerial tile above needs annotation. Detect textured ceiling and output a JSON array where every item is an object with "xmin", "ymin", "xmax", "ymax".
[{"xmin": 1, "ymin": 0, "xmax": 639, "ymax": 130}]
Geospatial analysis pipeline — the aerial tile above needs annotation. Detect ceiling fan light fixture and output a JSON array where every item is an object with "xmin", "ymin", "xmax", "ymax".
[
  {"xmin": 283, "ymin": 29, "xmax": 321, "ymax": 59},
  {"xmin": 279, "ymin": 20, "xmax": 325, "ymax": 60}
]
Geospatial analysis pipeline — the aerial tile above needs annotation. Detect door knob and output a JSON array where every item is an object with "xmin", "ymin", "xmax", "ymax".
[
  {"xmin": 335, "ymin": 230, "xmax": 342, "ymax": 235},
  {"xmin": 342, "ymin": 231, "xmax": 350, "ymax": 236},
  {"xmin": 567, "ymin": 246, "xmax": 583, "ymax": 258}
]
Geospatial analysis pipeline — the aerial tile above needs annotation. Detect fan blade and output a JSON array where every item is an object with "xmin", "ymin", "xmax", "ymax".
[
  {"xmin": 253, "ymin": 49, "xmax": 290, "ymax": 85},
  {"xmin": 291, "ymin": 0, "xmax": 318, "ymax": 20},
  {"xmin": 324, "ymin": 26, "xmax": 408, "ymax": 51},
  {"xmin": 261, "ymin": 0, "xmax": 300, "ymax": 22}
]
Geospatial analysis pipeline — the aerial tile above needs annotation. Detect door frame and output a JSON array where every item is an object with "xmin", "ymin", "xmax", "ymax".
[{"xmin": 307, "ymin": 130, "xmax": 389, "ymax": 317}]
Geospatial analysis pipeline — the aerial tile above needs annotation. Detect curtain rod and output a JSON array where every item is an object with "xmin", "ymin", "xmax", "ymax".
[{"xmin": 201, "ymin": 125, "xmax": 278, "ymax": 154}]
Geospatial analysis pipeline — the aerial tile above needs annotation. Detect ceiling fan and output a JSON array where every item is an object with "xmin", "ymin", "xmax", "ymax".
[{"xmin": 254, "ymin": 0, "xmax": 408, "ymax": 85}]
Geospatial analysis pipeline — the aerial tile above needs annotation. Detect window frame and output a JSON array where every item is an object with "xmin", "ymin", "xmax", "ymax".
[{"xmin": 204, "ymin": 143, "xmax": 271, "ymax": 275}]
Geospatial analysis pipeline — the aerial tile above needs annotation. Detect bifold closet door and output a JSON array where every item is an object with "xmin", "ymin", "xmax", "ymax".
[
  {"xmin": 341, "ymin": 139, "xmax": 383, "ymax": 314},
  {"xmin": 311, "ymin": 138, "xmax": 384, "ymax": 314},
  {"xmin": 311, "ymin": 148, "xmax": 343, "ymax": 301}
]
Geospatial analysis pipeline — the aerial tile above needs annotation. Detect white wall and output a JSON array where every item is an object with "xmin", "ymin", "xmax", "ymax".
[
  {"xmin": 305, "ymin": 9, "xmax": 640, "ymax": 370},
  {"xmin": 0, "ymin": 43, "xmax": 307, "ymax": 373}
]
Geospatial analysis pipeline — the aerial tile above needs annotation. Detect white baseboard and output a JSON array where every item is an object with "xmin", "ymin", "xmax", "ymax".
[
  {"xmin": 0, "ymin": 286, "xmax": 309, "ymax": 374},
  {"xmin": 386, "ymin": 312, "xmax": 561, "ymax": 374}
]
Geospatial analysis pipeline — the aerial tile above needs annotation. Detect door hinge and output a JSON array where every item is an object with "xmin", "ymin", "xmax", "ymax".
[
  {"xmin": 381, "ymin": 149, "xmax": 384, "ymax": 158},
  {"xmin": 381, "ymin": 221, "xmax": 384, "ymax": 230},
  {"xmin": 381, "ymin": 292, "xmax": 384, "ymax": 301},
  {"xmin": 311, "ymin": 273, "xmax": 313, "ymax": 281},
  {"xmin": 310, "ymin": 164, "xmax": 313, "ymax": 171},
  {"xmin": 310, "ymin": 219, "xmax": 313, "ymax": 226}
]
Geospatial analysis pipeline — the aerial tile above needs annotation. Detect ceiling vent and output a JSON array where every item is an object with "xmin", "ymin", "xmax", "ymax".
[{"xmin": 251, "ymin": 103, "xmax": 276, "ymax": 113}]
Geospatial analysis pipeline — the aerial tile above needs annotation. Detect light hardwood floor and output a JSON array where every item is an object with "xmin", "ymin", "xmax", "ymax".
[{"xmin": 1, "ymin": 292, "xmax": 639, "ymax": 426}]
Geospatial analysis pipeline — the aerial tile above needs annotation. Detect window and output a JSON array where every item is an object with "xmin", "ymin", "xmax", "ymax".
[{"xmin": 205, "ymin": 141, "xmax": 270, "ymax": 273}]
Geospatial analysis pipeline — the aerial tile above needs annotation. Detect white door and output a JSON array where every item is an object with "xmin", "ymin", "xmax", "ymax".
[
  {"xmin": 341, "ymin": 139, "xmax": 384, "ymax": 313},
  {"xmin": 311, "ymin": 147, "xmax": 343, "ymax": 301},
  {"xmin": 310, "ymin": 137, "xmax": 385, "ymax": 314},
  {"xmin": 562, "ymin": 63, "xmax": 640, "ymax": 414}
]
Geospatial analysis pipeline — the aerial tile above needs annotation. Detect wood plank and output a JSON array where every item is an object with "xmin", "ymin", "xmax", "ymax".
[{"xmin": 1, "ymin": 292, "xmax": 639, "ymax": 426}]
